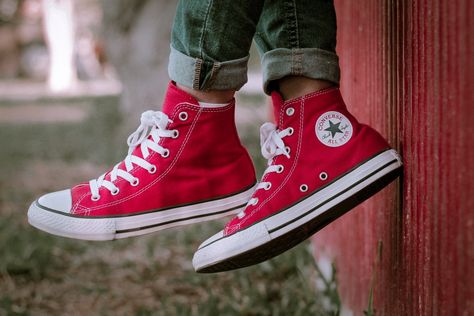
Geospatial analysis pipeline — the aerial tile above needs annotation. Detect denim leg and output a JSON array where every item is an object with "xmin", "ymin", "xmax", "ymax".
[
  {"xmin": 169, "ymin": 0, "xmax": 264, "ymax": 91},
  {"xmin": 254, "ymin": 0, "xmax": 340, "ymax": 94}
]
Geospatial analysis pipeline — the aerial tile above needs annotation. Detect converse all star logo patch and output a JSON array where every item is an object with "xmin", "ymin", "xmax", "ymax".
[{"xmin": 315, "ymin": 111, "xmax": 353, "ymax": 147}]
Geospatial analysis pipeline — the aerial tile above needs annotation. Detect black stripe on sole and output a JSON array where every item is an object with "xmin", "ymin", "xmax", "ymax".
[
  {"xmin": 198, "ymin": 150, "xmax": 396, "ymax": 251},
  {"xmin": 33, "ymin": 201, "xmax": 246, "ymax": 236},
  {"xmin": 115, "ymin": 203, "xmax": 246, "ymax": 234},
  {"xmin": 196, "ymin": 163, "xmax": 402, "ymax": 273},
  {"xmin": 34, "ymin": 182, "xmax": 256, "ymax": 219}
]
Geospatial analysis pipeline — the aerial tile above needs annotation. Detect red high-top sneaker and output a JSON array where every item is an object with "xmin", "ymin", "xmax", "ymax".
[
  {"xmin": 193, "ymin": 88, "xmax": 402, "ymax": 272},
  {"xmin": 27, "ymin": 82, "xmax": 256, "ymax": 240}
]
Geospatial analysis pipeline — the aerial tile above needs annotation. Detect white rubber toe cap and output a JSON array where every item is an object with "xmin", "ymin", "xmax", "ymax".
[
  {"xmin": 193, "ymin": 230, "xmax": 225, "ymax": 270},
  {"xmin": 192, "ymin": 224, "xmax": 271, "ymax": 271},
  {"xmin": 197, "ymin": 230, "xmax": 224, "ymax": 249},
  {"xmin": 37, "ymin": 189, "xmax": 72, "ymax": 214}
]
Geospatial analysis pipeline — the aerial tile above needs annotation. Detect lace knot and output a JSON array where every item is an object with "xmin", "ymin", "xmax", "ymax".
[
  {"xmin": 260, "ymin": 122, "xmax": 290, "ymax": 160},
  {"xmin": 127, "ymin": 111, "xmax": 172, "ymax": 149}
]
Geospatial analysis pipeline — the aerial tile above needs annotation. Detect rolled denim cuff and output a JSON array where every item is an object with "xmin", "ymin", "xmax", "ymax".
[
  {"xmin": 261, "ymin": 48, "xmax": 340, "ymax": 94},
  {"xmin": 168, "ymin": 45, "xmax": 249, "ymax": 91}
]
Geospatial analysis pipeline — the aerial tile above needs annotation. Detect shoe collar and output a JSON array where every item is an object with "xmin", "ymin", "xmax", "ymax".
[
  {"xmin": 270, "ymin": 87, "xmax": 346, "ymax": 127},
  {"xmin": 162, "ymin": 81, "xmax": 200, "ymax": 116}
]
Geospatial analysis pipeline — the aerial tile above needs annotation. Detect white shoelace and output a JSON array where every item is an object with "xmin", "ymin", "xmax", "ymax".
[
  {"xmin": 89, "ymin": 110, "xmax": 177, "ymax": 200},
  {"xmin": 237, "ymin": 122, "xmax": 292, "ymax": 218}
]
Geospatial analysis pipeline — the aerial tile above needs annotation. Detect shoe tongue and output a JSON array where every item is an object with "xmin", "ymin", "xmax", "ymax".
[
  {"xmin": 162, "ymin": 81, "xmax": 199, "ymax": 116},
  {"xmin": 270, "ymin": 90, "xmax": 285, "ymax": 124}
]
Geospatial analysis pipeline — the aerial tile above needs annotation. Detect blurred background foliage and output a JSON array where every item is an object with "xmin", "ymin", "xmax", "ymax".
[{"xmin": 0, "ymin": 0, "xmax": 337, "ymax": 315}]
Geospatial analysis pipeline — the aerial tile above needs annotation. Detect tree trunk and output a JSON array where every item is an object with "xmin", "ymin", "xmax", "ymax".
[
  {"xmin": 100, "ymin": 0, "xmax": 177, "ymax": 115},
  {"xmin": 43, "ymin": 0, "xmax": 77, "ymax": 92}
]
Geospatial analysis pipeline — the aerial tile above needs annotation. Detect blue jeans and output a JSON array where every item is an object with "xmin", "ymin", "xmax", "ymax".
[{"xmin": 168, "ymin": 0, "xmax": 339, "ymax": 94}]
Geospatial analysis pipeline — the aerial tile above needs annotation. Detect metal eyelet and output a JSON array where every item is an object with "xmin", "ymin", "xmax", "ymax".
[
  {"xmin": 131, "ymin": 178, "xmax": 140, "ymax": 186},
  {"xmin": 276, "ymin": 165, "xmax": 284, "ymax": 173},
  {"xmin": 319, "ymin": 172, "xmax": 328, "ymax": 181},
  {"xmin": 91, "ymin": 195, "xmax": 100, "ymax": 201},
  {"xmin": 250, "ymin": 198, "xmax": 259, "ymax": 205},
  {"xmin": 286, "ymin": 107, "xmax": 295, "ymax": 116},
  {"xmin": 161, "ymin": 149, "xmax": 170, "ymax": 158},
  {"xmin": 172, "ymin": 130, "xmax": 179, "ymax": 139},
  {"xmin": 111, "ymin": 188, "xmax": 120, "ymax": 196},
  {"xmin": 179, "ymin": 112, "xmax": 188, "ymax": 121},
  {"xmin": 148, "ymin": 165, "xmax": 157, "ymax": 174},
  {"xmin": 287, "ymin": 127, "xmax": 294, "ymax": 136},
  {"xmin": 300, "ymin": 184, "xmax": 308, "ymax": 192},
  {"xmin": 285, "ymin": 146, "xmax": 291, "ymax": 155},
  {"xmin": 265, "ymin": 183, "xmax": 272, "ymax": 190}
]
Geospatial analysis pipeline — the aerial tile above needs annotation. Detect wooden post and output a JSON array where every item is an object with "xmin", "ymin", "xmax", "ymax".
[{"xmin": 312, "ymin": 0, "xmax": 474, "ymax": 314}]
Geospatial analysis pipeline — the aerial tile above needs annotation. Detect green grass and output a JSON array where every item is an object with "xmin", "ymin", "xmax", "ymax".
[
  {"xmin": 0, "ymin": 215, "xmax": 326, "ymax": 315},
  {"xmin": 0, "ymin": 93, "xmax": 335, "ymax": 315}
]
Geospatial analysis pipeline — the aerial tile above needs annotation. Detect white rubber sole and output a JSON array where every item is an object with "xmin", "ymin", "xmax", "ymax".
[
  {"xmin": 193, "ymin": 149, "xmax": 403, "ymax": 272},
  {"xmin": 27, "ymin": 185, "xmax": 256, "ymax": 241}
]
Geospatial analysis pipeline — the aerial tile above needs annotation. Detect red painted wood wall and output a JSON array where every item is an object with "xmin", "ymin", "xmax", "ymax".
[{"xmin": 311, "ymin": 0, "xmax": 474, "ymax": 314}]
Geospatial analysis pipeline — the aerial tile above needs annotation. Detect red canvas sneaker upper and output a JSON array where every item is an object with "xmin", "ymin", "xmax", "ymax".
[
  {"xmin": 69, "ymin": 82, "xmax": 256, "ymax": 217},
  {"xmin": 224, "ymin": 88, "xmax": 390, "ymax": 235}
]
